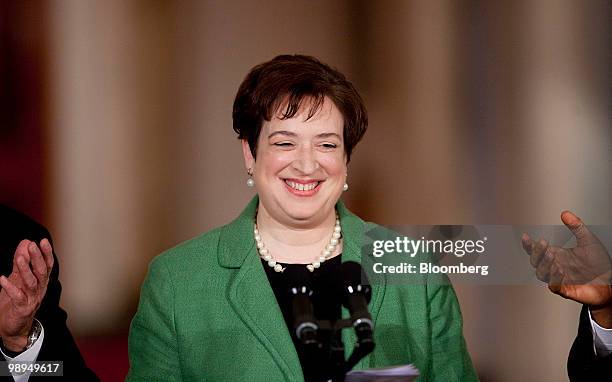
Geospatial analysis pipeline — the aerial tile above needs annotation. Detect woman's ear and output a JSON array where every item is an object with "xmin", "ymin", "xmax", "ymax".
[{"xmin": 242, "ymin": 140, "xmax": 255, "ymax": 170}]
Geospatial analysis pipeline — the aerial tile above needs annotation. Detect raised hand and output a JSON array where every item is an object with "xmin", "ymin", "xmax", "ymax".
[
  {"xmin": 0, "ymin": 239, "xmax": 54, "ymax": 352},
  {"xmin": 522, "ymin": 211, "xmax": 612, "ymax": 327}
]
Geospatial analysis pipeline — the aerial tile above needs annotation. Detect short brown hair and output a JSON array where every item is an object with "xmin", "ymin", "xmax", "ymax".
[{"xmin": 232, "ymin": 55, "xmax": 368, "ymax": 162}]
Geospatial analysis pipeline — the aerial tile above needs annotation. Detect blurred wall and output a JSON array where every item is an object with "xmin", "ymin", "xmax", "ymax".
[
  {"xmin": 0, "ymin": 0, "xmax": 48, "ymax": 219},
  {"xmin": 2, "ymin": 0, "xmax": 610, "ymax": 381}
]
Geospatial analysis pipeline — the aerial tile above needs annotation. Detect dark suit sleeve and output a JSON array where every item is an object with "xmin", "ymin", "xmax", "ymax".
[
  {"xmin": 33, "ymin": 251, "xmax": 100, "ymax": 381},
  {"xmin": 0, "ymin": 206, "xmax": 99, "ymax": 381},
  {"xmin": 568, "ymin": 305, "xmax": 612, "ymax": 381}
]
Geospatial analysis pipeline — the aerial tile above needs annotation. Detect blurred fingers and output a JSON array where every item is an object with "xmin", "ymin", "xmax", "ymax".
[
  {"xmin": 548, "ymin": 262, "xmax": 564, "ymax": 295},
  {"xmin": 521, "ymin": 233, "xmax": 533, "ymax": 255},
  {"xmin": 12, "ymin": 240, "xmax": 31, "ymax": 273},
  {"xmin": 530, "ymin": 238, "xmax": 549, "ymax": 268},
  {"xmin": 0, "ymin": 276, "xmax": 25, "ymax": 304},
  {"xmin": 29, "ymin": 242, "xmax": 48, "ymax": 284},
  {"xmin": 40, "ymin": 238, "xmax": 54, "ymax": 269},
  {"xmin": 535, "ymin": 247, "xmax": 554, "ymax": 282},
  {"xmin": 16, "ymin": 253, "xmax": 37, "ymax": 292}
]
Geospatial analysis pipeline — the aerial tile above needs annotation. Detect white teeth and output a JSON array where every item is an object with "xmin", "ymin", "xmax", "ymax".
[{"xmin": 285, "ymin": 180, "xmax": 319, "ymax": 191}]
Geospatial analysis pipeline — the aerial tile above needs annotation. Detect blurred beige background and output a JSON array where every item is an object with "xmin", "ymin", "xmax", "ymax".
[{"xmin": 1, "ymin": 0, "xmax": 610, "ymax": 381}]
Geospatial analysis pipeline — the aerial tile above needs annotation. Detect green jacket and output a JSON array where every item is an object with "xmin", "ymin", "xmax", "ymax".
[{"xmin": 127, "ymin": 196, "xmax": 478, "ymax": 381}]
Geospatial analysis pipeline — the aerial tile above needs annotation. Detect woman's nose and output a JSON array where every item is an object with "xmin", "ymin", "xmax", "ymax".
[{"xmin": 292, "ymin": 146, "xmax": 319, "ymax": 174}]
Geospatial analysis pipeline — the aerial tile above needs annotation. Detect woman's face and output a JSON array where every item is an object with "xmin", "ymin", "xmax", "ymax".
[{"xmin": 243, "ymin": 98, "xmax": 347, "ymax": 227}]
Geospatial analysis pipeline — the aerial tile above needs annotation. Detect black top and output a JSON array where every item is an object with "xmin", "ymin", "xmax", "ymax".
[
  {"xmin": 568, "ymin": 305, "xmax": 612, "ymax": 381},
  {"xmin": 262, "ymin": 255, "xmax": 343, "ymax": 382},
  {"xmin": 0, "ymin": 204, "xmax": 99, "ymax": 381}
]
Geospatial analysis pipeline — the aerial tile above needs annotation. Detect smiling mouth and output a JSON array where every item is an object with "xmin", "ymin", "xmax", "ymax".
[{"xmin": 283, "ymin": 179, "xmax": 321, "ymax": 192}]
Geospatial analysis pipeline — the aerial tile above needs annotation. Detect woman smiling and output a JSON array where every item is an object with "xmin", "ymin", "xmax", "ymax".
[{"xmin": 126, "ymin": 55, "xmax": 477, "ymax": 382}]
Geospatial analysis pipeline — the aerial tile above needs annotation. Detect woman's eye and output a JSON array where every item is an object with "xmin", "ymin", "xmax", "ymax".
[
  {"xmin": 321, "ymin": 143, "xmax": 337, "ymax": 149},
  {"xmin": 273, "ymin": 142, "xmax": 293, "ymax": 147}
]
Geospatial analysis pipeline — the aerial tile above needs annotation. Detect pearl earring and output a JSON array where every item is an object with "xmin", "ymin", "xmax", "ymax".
[
  {"xmin": 246, "ymin": 169, "xmax": 255, "ymax": 187},
  {"xmin": 343, "ymin": 183, "xmax": 348, "ymax": 191}
]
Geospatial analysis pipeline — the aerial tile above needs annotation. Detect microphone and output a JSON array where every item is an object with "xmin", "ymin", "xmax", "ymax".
[
  {"xmin": 340, "ymin": 262, "xmax": 374, "ymax": 345},
  {"xmin": 284, "ymin": 266, "xmax": 318, "ymax": 346}
]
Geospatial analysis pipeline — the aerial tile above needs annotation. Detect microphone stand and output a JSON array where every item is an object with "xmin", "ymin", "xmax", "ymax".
[
  {"xmin": 298, "ymin": 316, "xmax": 375, "ymax": 382},
  {"xmin": 291, "ymin": 261, "xmax": 375, "ymax": 381}
]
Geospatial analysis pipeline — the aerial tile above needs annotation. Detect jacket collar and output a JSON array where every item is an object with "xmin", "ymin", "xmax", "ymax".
[{"xmin": 218, "ymin": 195, "xmax": 365, "ymax": 268}]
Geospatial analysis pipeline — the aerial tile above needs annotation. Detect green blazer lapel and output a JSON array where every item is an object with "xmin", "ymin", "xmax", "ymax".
[
  {"xmin": 228, "ymin": 250, "xmax": 303, "ymax": 380},
  {"xmin": 221, "ymin": 196, "xmax": 303, "ymax": 380}
]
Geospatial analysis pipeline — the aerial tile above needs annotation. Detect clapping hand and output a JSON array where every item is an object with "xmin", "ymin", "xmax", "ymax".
[
  {"xmin": 0, "ymin": 239, "xmax": 54, "ymax": 352},
  {"xmin": 522, "ymin": 211, "xmax": 612, "ymax": 327}
]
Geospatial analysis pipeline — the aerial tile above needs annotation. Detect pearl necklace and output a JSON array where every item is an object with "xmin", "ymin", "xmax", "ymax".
[{"xmin": 254, "ymin": 214, "xmax": 342, "ymax": 273}]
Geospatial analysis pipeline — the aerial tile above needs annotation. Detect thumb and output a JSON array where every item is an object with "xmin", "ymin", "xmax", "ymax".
[{"xmin": 561, "ymin": 210, "xmax": 595, "ymax": 246}]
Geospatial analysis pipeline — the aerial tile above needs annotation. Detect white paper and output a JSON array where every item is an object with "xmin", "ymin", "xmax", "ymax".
[{"xmin": 345, "ymin": 364, "xmax": 420, "ymax": 382}]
